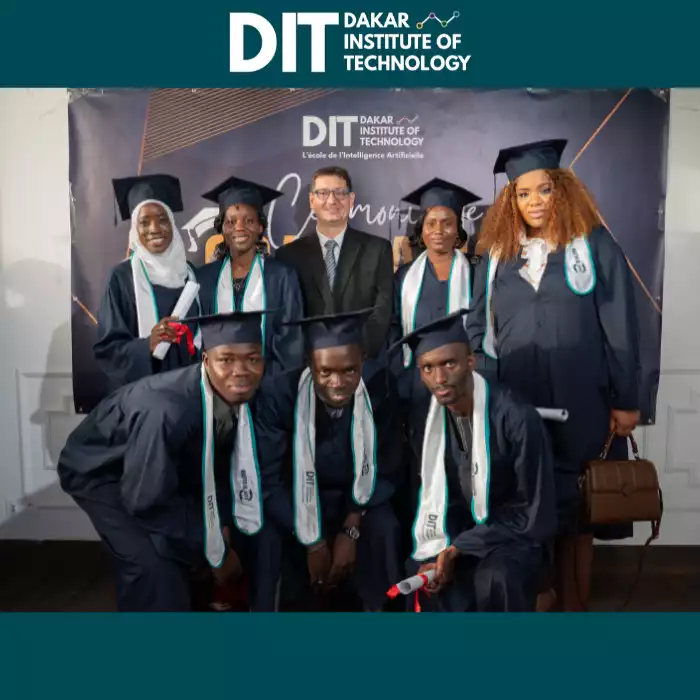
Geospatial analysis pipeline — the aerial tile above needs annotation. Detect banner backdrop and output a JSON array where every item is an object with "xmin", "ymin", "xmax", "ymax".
[{"xmin": 68, "ymin": 88, "xmax": 667, "ymax": 420}]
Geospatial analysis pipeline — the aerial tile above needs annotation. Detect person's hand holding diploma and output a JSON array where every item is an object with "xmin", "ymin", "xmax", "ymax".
[{"xmin": 149, "ymin": 316, "xmax": 179, "ymax": 352}]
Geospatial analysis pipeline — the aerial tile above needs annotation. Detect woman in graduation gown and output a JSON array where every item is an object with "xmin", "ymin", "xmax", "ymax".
[
  {"xmin": 390, "ymin": 178, "xmax": 481, "ymax": 507},
  {"xmin": 94, "ymin": 174, "xmax": 201, "ymax": 392},
  {"xmin": 466, "ymin": 139, "xmax": 642, "ymax": 610},
  {"xmin": 196, "ymin": 176, "xmax": 305, "ymax": 375}
]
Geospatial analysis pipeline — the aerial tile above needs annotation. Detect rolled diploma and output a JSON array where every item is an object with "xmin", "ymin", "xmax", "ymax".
[
  {"xmin": 536, "ymin": 407, "xmax": 569, "ymax": 423},
  {"xmin": 152, "ymin": 280, "xmax": 200, "ymax": 360},
  {"xmin": 395, "ymin": 569, "xmax": 436, "ymax": 596}
]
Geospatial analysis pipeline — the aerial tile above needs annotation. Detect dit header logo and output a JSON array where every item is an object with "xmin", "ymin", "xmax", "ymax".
[{"xmin": 229, "ymin": 12, "xmax": 339, "ymax": 73}]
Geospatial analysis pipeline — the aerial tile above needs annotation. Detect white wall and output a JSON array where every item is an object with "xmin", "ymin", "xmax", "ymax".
[
  {"xmin": 0, "ymin": 88, "xmax": 95, "ymax": 539},
  {"xmin": 642, "ymin": 88, "xmax": 700, "ymax": 545},
  {"xmin": 0, "ymin": 87, "xmax": 698, "ymax": 544}
]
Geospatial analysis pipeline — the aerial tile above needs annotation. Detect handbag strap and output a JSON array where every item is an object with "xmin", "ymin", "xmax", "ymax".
[
  {"xmin": 628, "ymin": 434, "xmax": 641, "ymax": 460},
  {"xmin": 599, "ymin": 431, "xmax": 641, "ymax": 460},
  {"xmin": 617, "ymin": 488, "xmax": 663, "ymax": 611},
  {"xmin": 599, "ymin": 432, "xmax": 616, "ymax": 459},
  {"xmin": 575, "ymin": 488, "xmax": 664, "ymax": 612}
]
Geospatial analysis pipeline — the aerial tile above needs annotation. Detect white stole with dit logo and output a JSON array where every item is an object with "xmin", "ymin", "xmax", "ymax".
[
  {"xmin": 200, "ymin": 365, "xmax": 263, "ymax": 568},
  {"xmin": 412, "ymin": 371, "xmax": 491, "ymax": 562},
  {"xmin": 292, "ymin": 367, "xmax": 377, "ymax": 546}
]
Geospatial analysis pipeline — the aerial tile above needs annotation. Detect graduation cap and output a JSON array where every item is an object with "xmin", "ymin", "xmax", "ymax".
[
  {"xmin": 402, "ymin": 177, "xmax": 481, "ymax": 216},
  {"xmin": 389, "ymin": 309, "xmax": 471, "ymax": 360},
  {"xmin": 201, "ymin": 175, "xmax": 284, "ymax": 213},
  {"xmin": 285, "ymin": 308, "xmax": 374, "ymax": 351},
  {"xmin": 493, "ymin": 139, "xmax": 568, "ymax": 183},
  {"xmin": 184, "ymin": 310, "xmax": 274, "ymax": 351},
  {"xmin": 112, "ymin": 174, "xmax": 183, "ymax": 222}
]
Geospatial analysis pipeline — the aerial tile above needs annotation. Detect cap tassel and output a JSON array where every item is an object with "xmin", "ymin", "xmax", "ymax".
[{"xmin": 169, "ymin": 322, "xmax": 196, "ymax": 356}]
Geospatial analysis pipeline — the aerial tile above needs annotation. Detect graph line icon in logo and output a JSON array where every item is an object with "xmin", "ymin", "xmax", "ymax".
[{"xmin": 416, "ymin": 10, "xmax": 460, "ymax": 30}]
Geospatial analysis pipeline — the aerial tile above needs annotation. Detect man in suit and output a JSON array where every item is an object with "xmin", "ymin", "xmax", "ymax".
[{"xmin": 275, "ymin": 166, "xmax": 393, "ymax": 360}]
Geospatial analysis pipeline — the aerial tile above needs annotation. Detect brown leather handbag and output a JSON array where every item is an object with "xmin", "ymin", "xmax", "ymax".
[
  {"xmin": 581, "ymin": 432, "xmax": 663, "ymax": 533},
  {"xmin": 579, "ymin": 431, "xmax": 664, "ymax": 610}
]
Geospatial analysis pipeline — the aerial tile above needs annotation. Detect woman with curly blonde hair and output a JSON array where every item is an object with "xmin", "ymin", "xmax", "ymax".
[{"xmin": 467, "ymin": 139, "xmax": 642, "ymax": 611}]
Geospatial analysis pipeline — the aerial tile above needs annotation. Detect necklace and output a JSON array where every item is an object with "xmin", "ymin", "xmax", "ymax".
[
  {"xmin": 455, "ymin": 414, "xmax": 473, "ymax": 452},
  {"xmin": 230, "ymin": 253, "xmax": 253, "ymax": 294},
  {"xmin": 233, "ymin": 276, "xmax": 245, "ymax": 294}
]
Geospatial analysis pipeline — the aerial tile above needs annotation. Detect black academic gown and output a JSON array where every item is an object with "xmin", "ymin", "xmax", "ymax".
[
  {"xmin": 197, "ymin": 255, "xmax": 305, "ymax": 375},
  {"xmin": 466, "ymin": 228, "xmax": 641, "ymax": 538},
  {"xmin": 57, "ymin": 364, "xmax": 279, "ymax": 612},
  {"xmin": 390, "ymin": 257, "xmax": 467, "ymax": 504},
  {"xmin": 254, "ymin": 367, "xmax": 403, "ymax": 611},
  {"xmin": 94, "ymin": 259, "xmax": 201, "ymax": 393},
  {"xmin": 406, "ymin": 384, "xmax": 557, "ymax": 612}
]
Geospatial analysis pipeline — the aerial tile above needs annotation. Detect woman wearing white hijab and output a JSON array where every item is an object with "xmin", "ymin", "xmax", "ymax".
[{"xmin": 94, "ymin": 174, "xmax": 201, "ymax": 391}]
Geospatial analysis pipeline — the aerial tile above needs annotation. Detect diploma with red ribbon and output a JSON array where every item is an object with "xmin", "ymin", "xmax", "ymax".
[
  {"xmin": 387, "ymin": 570, "xmax": 437, "ymax": 613},
  {"xmin": 386, "ymin": 569, "xmax": 436, "ymax": 599},
  {"xmin": 152, "ymin": 280, "xmax": 200, "ymax": 360},
  {"xmin": 168, "ymin": 322, "xmax": 196, "ymax": 356}
]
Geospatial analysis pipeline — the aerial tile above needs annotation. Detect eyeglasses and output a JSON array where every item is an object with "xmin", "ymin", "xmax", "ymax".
[{"xmin": 312, "ymin": 188, "xmax": 351, "ymax": 201}]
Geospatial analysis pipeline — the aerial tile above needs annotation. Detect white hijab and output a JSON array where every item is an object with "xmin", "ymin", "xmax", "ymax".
[{"xmin": 128, "ymin": 199, "xmax": 188, "ymax": 289}]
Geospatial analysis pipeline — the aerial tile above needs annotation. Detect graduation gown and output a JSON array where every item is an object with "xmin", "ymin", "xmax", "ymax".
[
  {"xmin": 466, "ymin": 227, "xmax": 641, "ymax": 537},
  {"xmin": 57, "ymin": 364, "xmax": 279, "ymax": 612},
  {"xmin": 390, "ymin": 256, "xmax": 464, "ymax": 502},
  {"xmin": 254, "ymin": 367, "xmax": 403, "ymax": 610},
  {"xmin": 93, "ymin": 259, "xmax": 201, "ymax": 392},
  {"xmin": 197, "ymin": 255, "xmax": 305, "ymax": 375},
  {"xmin": 406, "ymin": 384, "xmax": 557, "ymax": 612}
]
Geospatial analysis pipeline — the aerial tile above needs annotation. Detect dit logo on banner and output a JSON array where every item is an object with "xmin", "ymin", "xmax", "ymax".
[
  {"xmin": 229, "ymin": 12, "xmax": 339, "ymax": 73},
  {"xmin": 303, "ymin": 116, "xmax": 357, "ymax": 147}
]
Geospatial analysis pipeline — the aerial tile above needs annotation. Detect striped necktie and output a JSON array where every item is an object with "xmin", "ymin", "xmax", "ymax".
[{"xmin": 324, "ymin": 239, "xmax": 338, "ymax": 290}]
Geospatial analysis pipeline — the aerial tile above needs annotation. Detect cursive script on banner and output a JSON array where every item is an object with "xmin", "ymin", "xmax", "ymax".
[{"xmin": 180, "ymin": 171, "xmax": 484, "ymax": 253}]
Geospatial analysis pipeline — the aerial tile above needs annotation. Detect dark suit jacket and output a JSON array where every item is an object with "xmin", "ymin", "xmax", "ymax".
[{"xmin": 274, "ymin": 227, "xmax": 393, "ymax": 358}]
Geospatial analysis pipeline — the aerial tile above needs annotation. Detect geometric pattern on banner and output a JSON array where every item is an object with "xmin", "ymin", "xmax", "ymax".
[{"xmin": 142, "ymin": 88, "xmax": 338, "ymax": 163}]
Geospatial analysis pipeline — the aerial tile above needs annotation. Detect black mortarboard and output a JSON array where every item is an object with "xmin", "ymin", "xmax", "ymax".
[
  {"xmin": 112, "ymin": 174, "xmax": 183, "ymax": 222},
  {"xmin": 201, "ymin": 176, "xmax": 284, "ymax": 213},
  {"xmin": 184, "ymin": 310, "xmax": 273, "ymax": 351},
  {"xmin": 389, "ymin": 309, "xmax": 471, "ymax": 359},
  {"xmin": 285, "ymin": 308, "xmax": 373, "ymax": 351},
  {"xmin": 402, "ymin": 178, "xmax": 481, "ymax": 216},
  {"xmin": 493, "ymin": 139, "xmax": 568, "ymax": 182}
]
